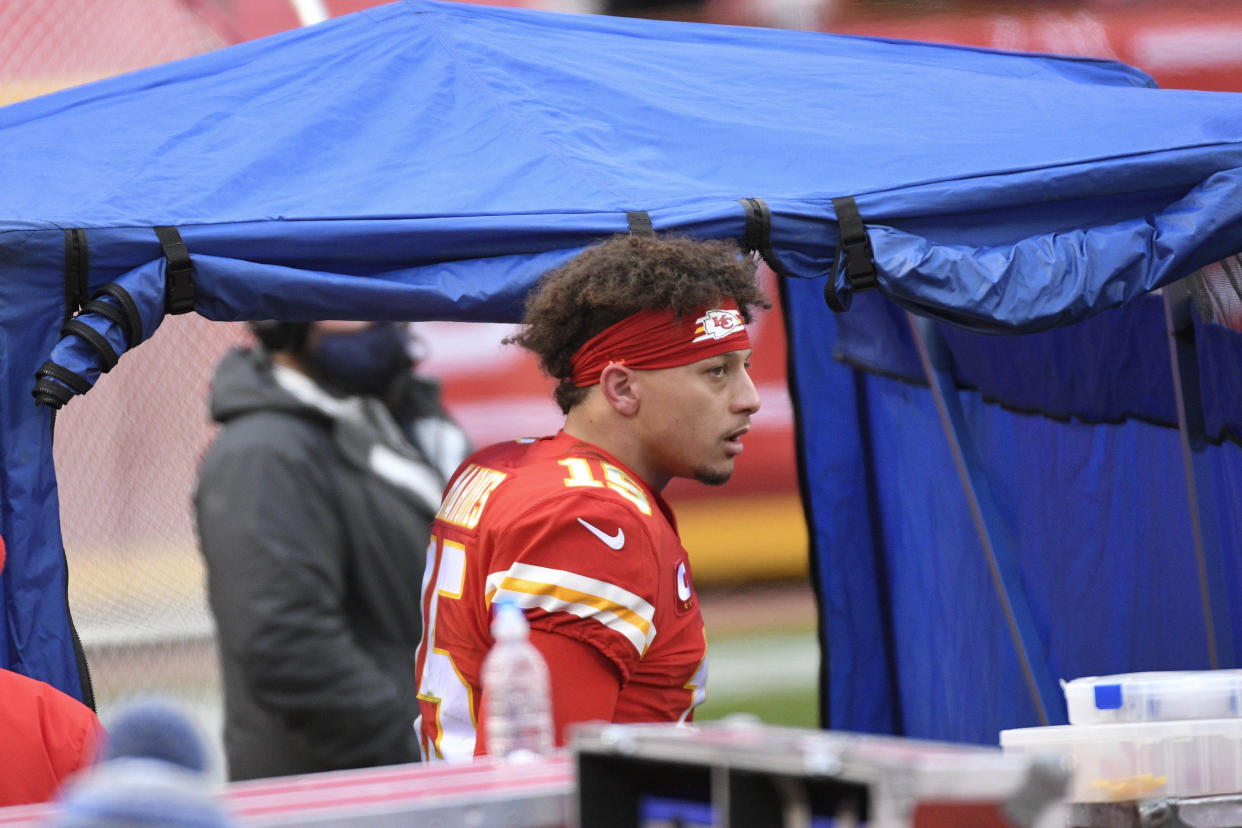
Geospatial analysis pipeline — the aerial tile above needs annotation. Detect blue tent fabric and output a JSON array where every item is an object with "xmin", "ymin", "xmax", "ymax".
[
  {"xmin": 786, "ymin": 275, "xmax": 1242, "ymax": 743},
  {"xmin": 2, "ymin": 0, "xmax": 1242, "ymax": 724},
  {"xmin": 834, "ymin": 290, "xmax": 1242, "ymax": 443},
  {"xmin": 1199, "ymin": 320, "xmax": 1242, "ymax": 444},
  {"xmin": 779, "ymin": 282, "xmax": 901, "ymax": 736},
  {"xmin": 859, "ymin": 165, "xmax": 1242, "ymax": 330},
  {"xmin": 41, "ymin": 261, "xmax": 169, "ymax": 394},
  {"xmin": 2, "ymin": 1, "xmax": 1242, "ymax": 333}
]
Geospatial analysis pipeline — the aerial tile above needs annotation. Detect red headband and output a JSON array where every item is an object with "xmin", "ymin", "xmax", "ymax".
[{"xmin": 569, "ymin": 300, "xmax": 751, "ymax": 388}]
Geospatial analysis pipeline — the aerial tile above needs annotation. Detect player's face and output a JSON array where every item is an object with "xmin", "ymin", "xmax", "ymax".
[{"xmin": 633, "ymin": 349, "xmax": 760, "ymax": 488}]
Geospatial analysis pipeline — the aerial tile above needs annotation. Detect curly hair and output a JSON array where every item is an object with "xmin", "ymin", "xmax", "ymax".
[{"xmin": 507, "ymin": 234, "xmax": 770, "ymax": 413}]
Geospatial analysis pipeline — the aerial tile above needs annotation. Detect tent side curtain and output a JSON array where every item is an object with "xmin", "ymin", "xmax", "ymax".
[
  {"xmin": 833, "ymin": 287, "xmax": 1242, "ymax": 446},
  {"xmin": 785, "ymin": 274, "xmax": 1242, "ymax": 745},
  {"xmin": 0, "ymin": 228, "xmax": 85, "ymax": 699}
]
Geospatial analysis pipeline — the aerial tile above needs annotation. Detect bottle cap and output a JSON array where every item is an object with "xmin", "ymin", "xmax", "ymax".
[{"xmin": 491, "ymin": 600, "xmax": 530, "ymax": 641}]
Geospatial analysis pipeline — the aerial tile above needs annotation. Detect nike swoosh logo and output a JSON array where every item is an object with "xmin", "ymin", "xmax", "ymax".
[{"xmin": 577, "ymin": 518, "xmax": 625, "ymax": 550}]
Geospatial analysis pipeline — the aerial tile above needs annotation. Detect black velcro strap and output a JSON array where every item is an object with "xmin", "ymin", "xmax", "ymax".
[
  {"xmin": 738, "ymin": 196, "xmax": 792, "ymax": 279},
  {"xmin": 741, "ymin": 197, "xmax": 771, "ymax": 254},
  {"xmin": 81, "ymin": 299, "xmax": 133, "ymax": 347},
  {"xmin": 32, "ymin": 378, "xmax": 75, "ymax": 410},
  {"xmin": 155, "ymin": 225, "xmax": 195, "ymax": 315},
  {"xmin": 831, "ymin": 196, "xmax": 877, "ymax": 291},
  {"xmin": 626, "ymin": 211, "xmax": 654, "ymax": 236},
  {"xmin": 96, "ymin": 283, "xmax": 143, "ymax": 349},
  {"xmin": 63, "ymin": 228, "xmax": 89, "ymax": 322},
  {"xmin": 62, "ymin": 318, "xmax": 119, "ymax": 372},
  {"xmin": 36, "ymin": 361, "xmax": 93, "ymax": 395}
]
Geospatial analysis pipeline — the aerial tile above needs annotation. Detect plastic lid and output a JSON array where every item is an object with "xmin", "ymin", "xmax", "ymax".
[
  {"xmin": 1062, "ymin": 670, "xmax": 1242, "ymax": 725},
  {"xmin": 490, "ymin": 601, "xmax": 530, "ymax": 642}
]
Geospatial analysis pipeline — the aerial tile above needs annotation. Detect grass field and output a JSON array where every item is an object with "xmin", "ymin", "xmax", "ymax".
[
  {"xmin": 696, "ymin": 581, "xmax": 821, "ymax": 729},
  {"xmin": 699, "ymin": 681, "xmax": 819, "ymax": 728}
]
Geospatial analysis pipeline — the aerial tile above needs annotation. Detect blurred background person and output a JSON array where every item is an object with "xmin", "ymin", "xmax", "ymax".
[
  {"xmin": 46, "ymin": 695, "xmax": 234, "ymax": 827},
  {"xmin": 0, "ymin": 532, "xmax": 105, "ymax": 807},
  {"xmin": 194, "ymin": 320, "xmax": 469, "ymax": 781}
]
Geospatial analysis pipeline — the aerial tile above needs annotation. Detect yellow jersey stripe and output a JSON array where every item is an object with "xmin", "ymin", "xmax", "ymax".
[{"xmin": 485, "ymin": 563, "xmax": 657, "ymax": 655}]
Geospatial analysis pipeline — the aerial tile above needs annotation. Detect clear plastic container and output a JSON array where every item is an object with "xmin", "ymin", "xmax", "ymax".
[
  {"xmin": 1063, "ymin": 670, "xmax": 1242, "ymax": 726},
  {"xmin": 480, "ymin": 602, "xmax": 554, "ymax": 761},
  {"xmin": 1001, "ymin": 718, "xmax": 1242, "ymax": 803}
]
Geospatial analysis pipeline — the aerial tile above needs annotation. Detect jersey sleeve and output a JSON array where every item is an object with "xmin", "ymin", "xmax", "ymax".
[{"xmin": 483, "ymin": 492, "xmax": 658, "ymax": 684}]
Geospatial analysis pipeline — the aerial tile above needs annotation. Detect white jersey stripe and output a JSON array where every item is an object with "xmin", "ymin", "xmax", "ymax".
[
  {"xmin": 486, "ymin": 563, "xmax": 658, "ymax": 621},
  {"xmin": 486, "ymin": 563, "xmax": 657, "ymax": 628},
  {"xmin": 490, "ymin": 586, "xmax": 653, "ymax": 655},
  {"xmin": 485, "ymin": 563, "xmax": 657, "ymax": 655}
]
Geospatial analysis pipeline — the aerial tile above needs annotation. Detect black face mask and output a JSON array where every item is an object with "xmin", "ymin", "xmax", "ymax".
[{"xmin": 306, "ymin": 322, "xmax": 412, "ymax": 397}]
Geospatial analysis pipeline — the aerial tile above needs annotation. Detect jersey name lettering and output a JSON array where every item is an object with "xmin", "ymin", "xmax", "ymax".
[{"xmin": 436, "ymin": 464, "xmax": 508, "ymax": 529}]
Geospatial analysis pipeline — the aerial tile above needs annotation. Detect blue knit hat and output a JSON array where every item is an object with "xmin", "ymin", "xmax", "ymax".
[
  {"xmin": 46, "ymin": 695, "xmax": 233, "ymax": 827},
  {"xmin": 46, "ymin": 759, "xmax": 235, "ymax": 827}
]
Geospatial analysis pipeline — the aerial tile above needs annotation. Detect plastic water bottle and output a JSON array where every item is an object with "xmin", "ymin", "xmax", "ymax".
[{"xmin": 481, "ymin": 602, "xmax": 554, "ymax": 761}]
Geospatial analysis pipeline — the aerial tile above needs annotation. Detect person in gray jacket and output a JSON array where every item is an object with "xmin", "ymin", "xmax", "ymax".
[{"xmin": 194, "ymin": 320, "xmax": 469, "ymax": 781}]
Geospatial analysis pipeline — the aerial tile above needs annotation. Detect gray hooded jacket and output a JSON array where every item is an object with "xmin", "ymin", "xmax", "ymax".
[{"xmin": 194, "ymin": 348, "xmax": 467, "ymax": 781}]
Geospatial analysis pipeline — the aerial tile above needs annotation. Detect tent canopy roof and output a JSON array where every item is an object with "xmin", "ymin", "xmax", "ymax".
[
  {"xmin": 2, "ymin": 1, "xmax": 1241, "ymax": 332},
  {"xmin": 0, "ymin": 1, "xmax": 1166, "ymax": 228}
]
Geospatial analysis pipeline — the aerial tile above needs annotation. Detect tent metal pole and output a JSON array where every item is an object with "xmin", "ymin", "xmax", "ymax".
[
  {"xmin": 907, "ymin": 312, "xmax": 1063, "ymax": 727},
  {"xmin": 289, "ymin": 0, "xmax": 329, "ymax": 26},
  {"xmin": 1162, "ymin": 280, "xmax": 1234, "ymax": 669}
]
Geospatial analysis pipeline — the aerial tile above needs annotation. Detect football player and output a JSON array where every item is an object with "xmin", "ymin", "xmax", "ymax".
[{"xmin": 415, "ymin": 234, "xmax": 767, "ymax": 760}]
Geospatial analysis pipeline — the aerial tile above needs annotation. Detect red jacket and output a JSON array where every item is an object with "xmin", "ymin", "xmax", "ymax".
[{"xmin": 0, "ymin": 668, "xmax": 103, "ymax": 806}]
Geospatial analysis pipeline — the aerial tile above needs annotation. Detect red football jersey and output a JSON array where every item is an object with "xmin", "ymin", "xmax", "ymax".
[{"xmin": 414, "ymin": 431, "xmax": 708, "ymax": 761}]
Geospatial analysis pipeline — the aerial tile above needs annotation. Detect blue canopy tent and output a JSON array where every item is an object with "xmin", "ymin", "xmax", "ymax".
[{"xmin": 1, "ymin": 0, "xmax": 1240, "ymax": 743}]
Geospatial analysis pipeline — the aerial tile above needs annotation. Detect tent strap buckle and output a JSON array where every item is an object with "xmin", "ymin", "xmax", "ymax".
[{"xmin": 155, "ymin": 225, "xmax": 195, "ymax": 315}]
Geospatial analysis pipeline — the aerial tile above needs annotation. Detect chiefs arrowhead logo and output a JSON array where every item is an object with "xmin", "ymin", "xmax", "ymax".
[{"xmin": 692, "ymin": 309, "xmax": 744, "ymax": 343}]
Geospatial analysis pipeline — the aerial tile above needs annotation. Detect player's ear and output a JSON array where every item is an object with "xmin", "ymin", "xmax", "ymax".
[{"xmin": 599, "ymin": 363, "xmax": 639, "ymax": 417}]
